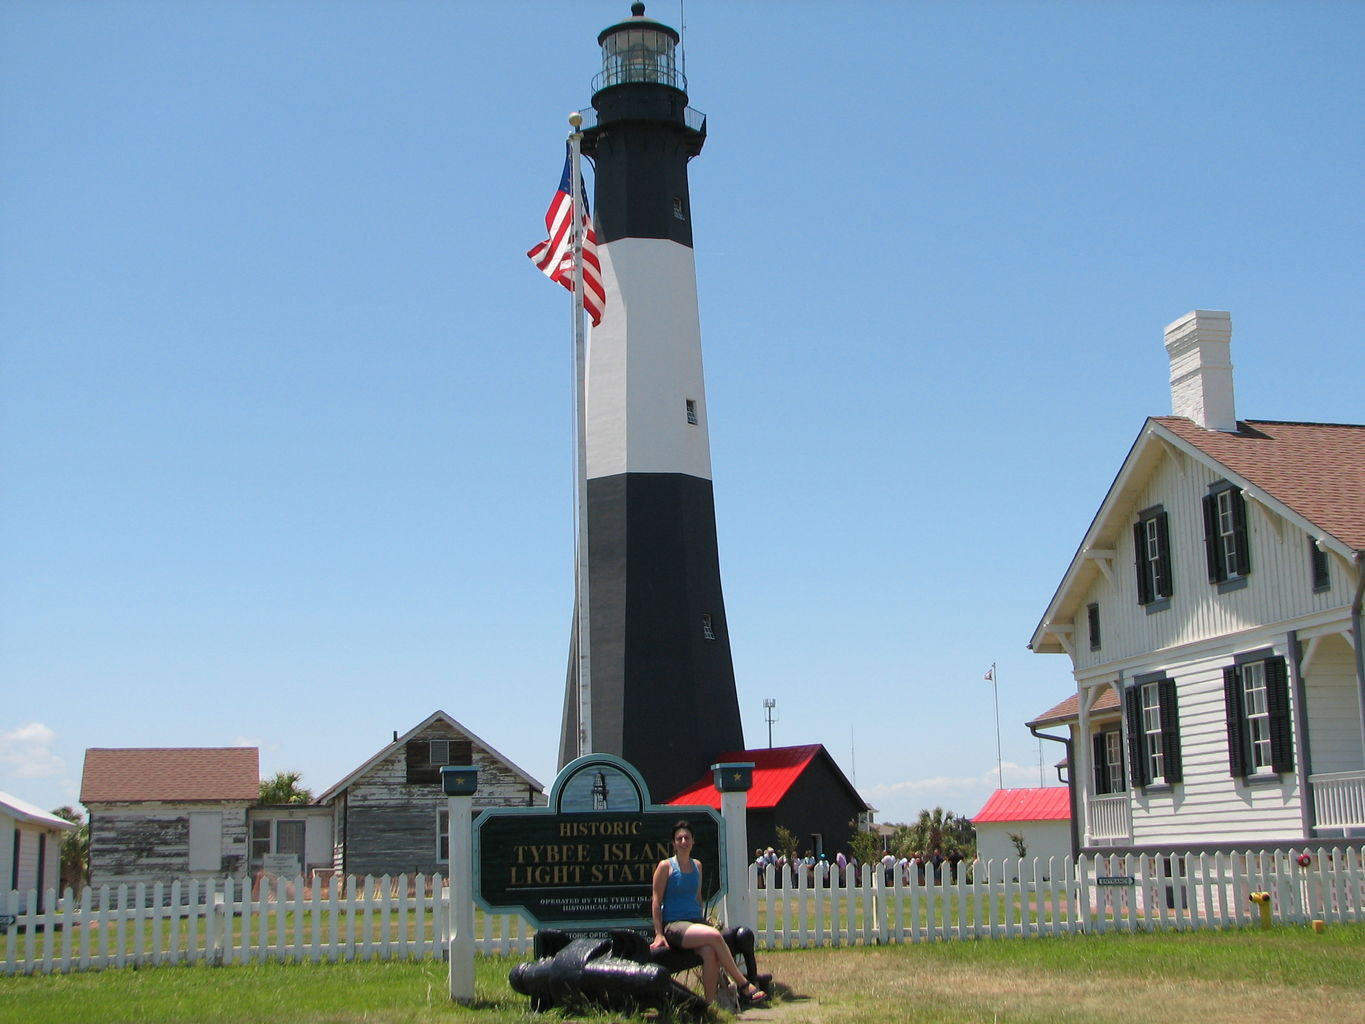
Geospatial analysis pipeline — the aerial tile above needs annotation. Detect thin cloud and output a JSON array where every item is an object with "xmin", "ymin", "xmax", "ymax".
[
  {"xmin": 0, "ymin": 722, "xmax": 65, "ymax": 780},
  {"xmin": 864, "ymin": 761, "xmax": 1051, "ymax": 822}
]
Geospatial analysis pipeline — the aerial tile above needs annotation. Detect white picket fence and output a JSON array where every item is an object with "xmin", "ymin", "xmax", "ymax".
[
  {"xmin": 4, "ymin": 847, "xmax": 1363, "ymax": 976},
  {"xmin": 1, "ymin": 874, "xmax": 533, "ymax": 976},
  {"xmin": 751, "ymin": 846, "xmax": 1365, "ymax": 948}
]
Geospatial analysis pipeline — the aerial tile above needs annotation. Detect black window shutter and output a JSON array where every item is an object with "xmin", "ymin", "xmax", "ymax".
[
  {"xmin": 406, "ymin": 739, "xmax": 438, "ymax": 784},
  {"xmin": 1231, "ymin": 491, "xmax": 1251, "ymax": 577},
  {"xmin": 1309, "ymin": 538, "xmax": 1330, "ymax": 590},
  {"xmin": 1223, "ymin": 665, "xmax": 1246, "ymax": 778},
  {"xmin": 1125, "ymin": 687, "xmax": 1147, "ymax": 788},
  {"xmin": 1158, "ymin": 679, "xmax": 1183, "ymax": 783},
  {"xmin": 1202, "ymin": 494, "xmax": 1222, "ymax": 582},
  {"xmin": 1266, "ymin": 657, "xmax": 1294, "ymax": 774},
  {"xmin": 1154, "ymin": 512, "xmax": 1173, "ymax": 598},
  {"xmin": 1133, "ymin": 522, "xmax": 1152, "ymax": 605},
  {"xmin": 1093, "ymin": 733, "xmax": 1110, "ymax": 794}
]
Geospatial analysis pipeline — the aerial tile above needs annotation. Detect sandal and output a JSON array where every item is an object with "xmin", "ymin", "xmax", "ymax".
[{"xmin": 738, "ymin": 982, "xmax": 769, "ymax": 1005}]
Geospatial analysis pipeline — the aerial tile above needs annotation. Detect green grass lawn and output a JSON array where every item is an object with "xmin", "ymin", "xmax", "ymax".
[
  {"xmin": 3, "ymin": 906, "xmax": 532, "ymax": 964},
  {"xmin": 4, "ymin": 922, "xmax": 1364, "ymax": 1024}
]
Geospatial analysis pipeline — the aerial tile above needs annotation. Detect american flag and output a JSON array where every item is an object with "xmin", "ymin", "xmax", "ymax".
[{"xmin": 527, "ymin": 148, "xmax": 605, "ymax": 326}]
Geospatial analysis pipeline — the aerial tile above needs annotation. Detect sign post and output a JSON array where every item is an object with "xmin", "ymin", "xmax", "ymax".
[
  {"xmin": 713, "ymin": 762, "xmax": 754, "ymax": 932},
  {"xmin": 442, "ymin": 765, "xmax": 479, "ymax": 1004}
]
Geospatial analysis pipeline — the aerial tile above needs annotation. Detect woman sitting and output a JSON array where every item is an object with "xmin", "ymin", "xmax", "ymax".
[{"xmin": 650, "ymin": 819, "xmax": 768, "ymax": 1007}]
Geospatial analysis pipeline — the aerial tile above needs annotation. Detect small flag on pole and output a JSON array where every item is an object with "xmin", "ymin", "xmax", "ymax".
[
  {"xmin": 984, "ymin": 667, "xmax": 994, "ymax": 681},
  {"xmin": 527, "ymin": 148, "xmax": 605, "ymax": 326}
]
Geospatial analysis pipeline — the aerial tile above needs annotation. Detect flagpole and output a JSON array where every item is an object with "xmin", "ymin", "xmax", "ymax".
[
  {"xmin": 990, "ymin": 662, "xmax": 1002, "ymax": 789},
  {"xmin": 568, "ymin": 113, "xmax": 592, "ymax": 758}
]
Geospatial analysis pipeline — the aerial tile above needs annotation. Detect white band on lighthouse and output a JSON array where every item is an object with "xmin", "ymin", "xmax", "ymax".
[{"xmin": 586, "ymin": 238, "xmax": 713, "ymax": 482}]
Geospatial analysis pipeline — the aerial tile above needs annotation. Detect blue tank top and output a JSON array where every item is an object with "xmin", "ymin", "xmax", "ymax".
[{"xmin": 662, "ymin": 856, "xmax": 702, "ymax": 923}]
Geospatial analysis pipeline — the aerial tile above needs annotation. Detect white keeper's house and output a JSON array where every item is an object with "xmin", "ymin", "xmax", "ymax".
[{"xmin": 1029, "ymin": 310, "xmax": 1364, "ymax": 855}]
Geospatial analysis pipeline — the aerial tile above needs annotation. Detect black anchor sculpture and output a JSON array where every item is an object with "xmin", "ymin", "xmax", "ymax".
[{"xmin": 509, "ymin": 927, "xmax": 770, "ymax": 1014}]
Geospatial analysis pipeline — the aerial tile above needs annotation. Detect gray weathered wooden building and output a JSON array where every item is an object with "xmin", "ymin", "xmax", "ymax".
[
  {"xmin": 315, "ymin": 710, "xmax": 546, "ymax": 877},
  {"xmin": 80, "ymin": 711, "xmax": 546, "ymax": 887},
  {"xmin": 80, "ymin": 747, "xmax": 259, "ymax": 889}
]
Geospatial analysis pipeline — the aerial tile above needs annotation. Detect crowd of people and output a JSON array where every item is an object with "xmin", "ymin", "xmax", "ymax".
[{"xmin": 752, "ymin": 846, "xmax": 969, "ymax": 888}]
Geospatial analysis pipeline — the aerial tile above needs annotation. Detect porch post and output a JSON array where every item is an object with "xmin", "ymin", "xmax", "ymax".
[
  {"xmin": 442, "ymin": 765, "xmax": 478, "ymax": 1004},
  {"xmin": 1077, "ymin": 688, "xmax": 1094, "ymax": 847}
]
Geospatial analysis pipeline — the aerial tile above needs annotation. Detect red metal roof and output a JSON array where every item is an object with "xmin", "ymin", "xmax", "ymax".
[
  {"xmin": 81, "ymin": 747, "xmax": 260, "ymax": 803},
  {"xmin": 972, "ymin": 788, "xmax": 1071, "ymax": 823},
  {"xmin": 667, "ymin": 745, "xmax": 826, "ymax": 809}
]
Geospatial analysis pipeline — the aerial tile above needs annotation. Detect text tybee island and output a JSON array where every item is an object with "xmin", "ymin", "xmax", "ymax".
[{"xmin": 506, "ymin": 819, "xmax": 671, "ymax": 888}]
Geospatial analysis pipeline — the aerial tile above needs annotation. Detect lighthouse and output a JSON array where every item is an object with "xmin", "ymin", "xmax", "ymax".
[{"xmin": 559, "ymin": 2, "xmax": 744, "ymax": 802}]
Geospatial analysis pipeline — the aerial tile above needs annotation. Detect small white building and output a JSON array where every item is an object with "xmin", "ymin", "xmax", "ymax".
[
  {"xmin": 1, "ymin": 790, "xmax": 77, "ymax": 908},
  {"xmin": 972, "ymin": 788, "xmax": 1072, "ymax": 869}
]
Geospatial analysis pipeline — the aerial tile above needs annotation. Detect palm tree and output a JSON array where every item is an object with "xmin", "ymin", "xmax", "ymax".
[
  {"xmin": 891, "ymin": 807, "xmax": 976, "ymax": 860},
  {"xmin": 258, "ymin": 770, "xmax": 313, "ymax": 805},
  {"xmin": 52, "ymin": 806, "xmax": 89, "ymax": 891}
]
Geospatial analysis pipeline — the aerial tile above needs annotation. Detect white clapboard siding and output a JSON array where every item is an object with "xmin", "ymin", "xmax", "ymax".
[
  {"xmin": 1070, "ymin": 450, "xmax": 1353, "ymax": 675},
  {"xmin": 4, "ymin": 851, "xmax": 1365, "ymax": 975}
]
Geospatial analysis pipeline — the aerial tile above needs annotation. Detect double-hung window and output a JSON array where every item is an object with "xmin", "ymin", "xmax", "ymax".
[
  {"xmin": 1124, "ymin": 677, "xmax": 1182, "ymax": 787},
  {"xmin": 1092, "ymin": 728, "xmax": 1125, "ymax": 794},
  {"xmin": 1203, "ymin": 483, "xmax": 1250, "ymax": 589},
  {"xmin": 1133, "ymin": 507, "xmax": 1173, "ymax": 610},
  {"xmin": 1223, "ymin": 652, "xmax": 1293, "ymax": 778}
]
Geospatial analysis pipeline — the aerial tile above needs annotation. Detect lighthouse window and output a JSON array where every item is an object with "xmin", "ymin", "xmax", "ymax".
[
  {"xmin": 702, "ymin": 614, "xmax": 715, "ymax": 640},
  {"xmin": 672, "ymin": 196, "xmax": 685, "ymax": 220},
  {"xmin": 686, "ymin": 399, "xmax": 698, "ymax": 425}
]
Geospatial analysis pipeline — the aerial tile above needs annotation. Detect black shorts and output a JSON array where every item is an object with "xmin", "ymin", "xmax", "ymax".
[{"xmin": 663, "ymin": 919, "xmax": 706, "ymax": 950}]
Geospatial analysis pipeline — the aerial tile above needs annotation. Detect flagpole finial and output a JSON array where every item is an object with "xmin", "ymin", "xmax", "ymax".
[{"xmin": 568, "ymin": 111, "xmax": 583, "ymax": 129}]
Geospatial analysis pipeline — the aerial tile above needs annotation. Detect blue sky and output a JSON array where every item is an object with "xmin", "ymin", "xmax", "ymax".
[{"xmin": 2, "ymin": 1, "xmax": 1361, "ymax": 829}]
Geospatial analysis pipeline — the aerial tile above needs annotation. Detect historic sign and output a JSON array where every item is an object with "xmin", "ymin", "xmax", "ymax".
[
  {"xmin": 262, "ymin": 853, "xmax": 300, "ymax": 878},
  {"xmin": 473, "ymin": 753, "xmax": 723, "ymax": 929}
]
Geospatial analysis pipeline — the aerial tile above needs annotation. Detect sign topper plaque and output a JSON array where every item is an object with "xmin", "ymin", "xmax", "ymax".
[{"xmin": 473, "ymin": 753, "xmax": 724, "ymax": 930}]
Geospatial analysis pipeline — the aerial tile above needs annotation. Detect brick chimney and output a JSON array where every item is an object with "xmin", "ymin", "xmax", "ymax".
[{"xmin": 1164, "ymin": 309, "xmax": 1236, "ymax": 431}]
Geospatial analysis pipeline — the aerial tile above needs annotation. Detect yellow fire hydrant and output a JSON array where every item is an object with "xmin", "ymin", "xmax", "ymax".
[{"xmin": 1249, "ymin": 891, "xmax": 1272, "ymax": 930}]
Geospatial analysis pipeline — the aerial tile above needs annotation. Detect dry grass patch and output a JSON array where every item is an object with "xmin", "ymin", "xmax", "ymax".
[{"xmin": 760, "ymin": 928, "xmax": 1365, "ymax": 1024}]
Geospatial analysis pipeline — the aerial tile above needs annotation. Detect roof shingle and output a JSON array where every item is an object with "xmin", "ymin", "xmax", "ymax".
[
  {"xmin": 81, "ymin": 747, "xmax": 260, "ymax": 803},
  {"xmin": 1156, "ymin": 418, "xmax": 1365, "ymax": 550},
  {"xmin": 1028, "ymin": 688, "xmax": 1121, "ymax": 727}
]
